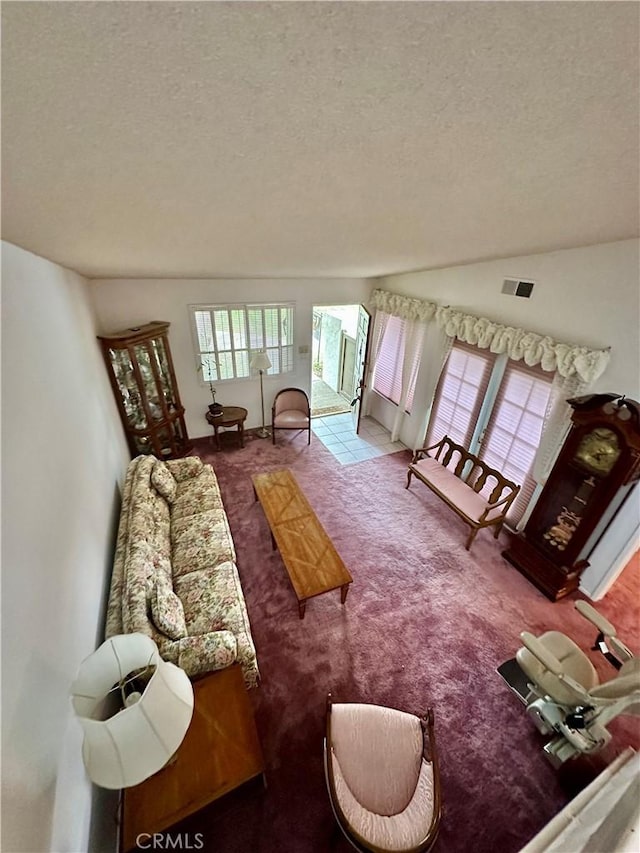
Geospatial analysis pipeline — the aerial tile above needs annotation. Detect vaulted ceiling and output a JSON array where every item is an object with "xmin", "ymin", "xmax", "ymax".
[{"xmin": 2, "ymin": 1, "xmax": 638, "ymax": 279}]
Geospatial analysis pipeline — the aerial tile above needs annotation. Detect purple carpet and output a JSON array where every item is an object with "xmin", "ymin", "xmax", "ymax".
[{"xmin": 175, "ymin": 429, "xmax": 640, "ymax": 853}]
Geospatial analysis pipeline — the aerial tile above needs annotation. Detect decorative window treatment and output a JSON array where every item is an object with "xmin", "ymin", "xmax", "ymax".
[
  {"xmin": 371, "ymin": 314, "xmax": 407, "ymax": 404},
  {"xmin": 390, "ymin": 319, "xmax": 426, "ymax": 441},
  {"xmin": 371, "ymin": 289, "xmax": 610, "ymax": 385}
]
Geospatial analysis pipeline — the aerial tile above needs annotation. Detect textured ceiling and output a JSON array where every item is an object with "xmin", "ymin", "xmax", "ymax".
[{"xmin": 2, "ymin": 1, "xmax": 639, "ymax": 279}]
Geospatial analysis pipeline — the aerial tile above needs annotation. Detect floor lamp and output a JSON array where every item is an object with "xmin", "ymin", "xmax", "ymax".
[{"xmin": 250, "ymin": 351, "xmax": 272, "ymax": 438}]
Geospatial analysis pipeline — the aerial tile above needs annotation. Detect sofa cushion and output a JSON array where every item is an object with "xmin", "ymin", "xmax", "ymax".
[
  {"xmin": 174, "ymin": 562, "xmax": 257, "ymax": 680},
  {"xmin": 151, "ymin": 573, "xmax": 187, "ymax": 640},
  {"xmin": 171, "ymin": 468, "xmax": 225, "ymax": 522},
  {"xmin": 165, "ymin": 456, "xmax": 204, "ymax": 482},
  {"xmin": 175, "ymin": 562, "xmax": 247, "ymax": 634},
  {"xmin": 171, "ymin": 511, "xmax": 236, "ymax": 576},
  {"xmin": 151, "ymin": 461, "xmax": 178, "ymax": 504}
]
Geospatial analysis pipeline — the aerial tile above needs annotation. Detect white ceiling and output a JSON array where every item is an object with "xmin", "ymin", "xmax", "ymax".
[{"xmin": 2, "ymin": 1, "xmax": 638, "ymax": 280}]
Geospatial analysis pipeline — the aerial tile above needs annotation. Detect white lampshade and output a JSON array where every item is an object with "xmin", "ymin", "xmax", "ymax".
[
  {"xmin": 71, "ymin": 633, "xmax": 194, "ymax": 789},
  {"xmin": 250, "ymin": 351, "xmax": 272, "ymax": 371}
]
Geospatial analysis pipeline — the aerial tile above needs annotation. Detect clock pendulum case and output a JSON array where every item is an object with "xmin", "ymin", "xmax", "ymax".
[{"xmin": 502, "ymin": 393, "xmax": 640, "ymax": 601}]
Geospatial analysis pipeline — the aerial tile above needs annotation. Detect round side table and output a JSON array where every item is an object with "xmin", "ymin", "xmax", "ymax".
[{"xmin": 206, "ymin": 406, "xmax": 248, "ymax": 451}]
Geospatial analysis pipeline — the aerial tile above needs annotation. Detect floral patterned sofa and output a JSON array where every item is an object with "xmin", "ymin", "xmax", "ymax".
[{"xmin": 105, "ymin": 454, "xmax": 259, "ymax": 687}]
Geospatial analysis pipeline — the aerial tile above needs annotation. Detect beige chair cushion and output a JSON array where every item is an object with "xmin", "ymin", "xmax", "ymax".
[
  {"xmin": 329, "ymin": 703, "xmax": 436, "ymax": 851},
  {"xmin": 331, "ymin": 704, "xmax": 422, "ymax": 815},
  {"xmin": 517, "ymin": 630, "xmax": 599, "ymax": 706},
  {"xmin": 274, "ymin": 410, "xmax": 310, "ymax": 428},
  {"xmin": 332, "ymin": 753, "xmax": 435, "ymax": 852}
]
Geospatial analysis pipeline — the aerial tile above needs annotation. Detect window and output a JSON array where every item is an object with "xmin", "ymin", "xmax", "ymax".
[
  {"xmin": 191, "ymin": 303, "xmax": 294, "ymax": 381},
  {"xmin": 479, "ymin": 361, "xmax": 553, "ymax": 523},
  {"xmin": 371, "ymin": 313, "xmax": 423, "ymax": 413},
  {"xmin": 426, "ymin": 341, "xmax": 553, "ymax": 525},
  {"xmin": 426, "ymin": 343, "xmax": 496, "ymax": 448}
]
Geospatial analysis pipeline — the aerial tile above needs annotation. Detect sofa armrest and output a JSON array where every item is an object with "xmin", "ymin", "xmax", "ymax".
[
  {"xmin": 160, "ymin": 630, "xmax": 238, "ymax": 678},
  {"xmin": 164, "ymin": 456, "xmax": 205, "ymax": 482}
]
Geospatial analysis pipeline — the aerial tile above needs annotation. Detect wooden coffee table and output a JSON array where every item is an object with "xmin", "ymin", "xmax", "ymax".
[
  {"xmin": 252, "ymin": 469, "xmax": 353, "ymax": 618},
  {"xmin": 206, "ymin": 406, "xmax": 248, "ymax": 450},
  {"xmin": 121, "ymin": 664, "xmax": 264, "ymax": 852}
]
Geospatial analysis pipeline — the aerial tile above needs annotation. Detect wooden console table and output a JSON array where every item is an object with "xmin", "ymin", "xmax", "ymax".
[
  {"xmin": 252, "ymin": 469, "xmax": 353, "ymax": 618},
  {"xmin": 121, "ymin": 664, "xmax": 264, "ymax": 852}
]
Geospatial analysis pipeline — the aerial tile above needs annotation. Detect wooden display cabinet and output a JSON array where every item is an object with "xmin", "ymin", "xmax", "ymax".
[{"xmin": 98, "ymin": 321, "xmax": 190, "ymax": 459}]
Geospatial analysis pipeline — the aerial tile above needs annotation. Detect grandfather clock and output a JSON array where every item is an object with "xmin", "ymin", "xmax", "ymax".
[{"xmin": 503, "ymin": 394, "xmax": 640, "ymax": 600}]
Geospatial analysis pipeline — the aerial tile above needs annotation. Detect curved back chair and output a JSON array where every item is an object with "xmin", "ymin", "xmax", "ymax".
[
  {"xmin": 514, "ymin": 601, "xmax": 640, "ymax": 766},
  {"xmin": 272, "ymin": 387, "xmax": 311, "ymax": 445},
  {"xmin": 324, "ymin": 694, "xmax": 441, "ymax": 853}
]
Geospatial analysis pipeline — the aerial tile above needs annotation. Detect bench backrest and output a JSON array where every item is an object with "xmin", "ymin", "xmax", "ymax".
[{"xmin": 431, "ymin": 435, "xmax": 521, "ymax": 506}]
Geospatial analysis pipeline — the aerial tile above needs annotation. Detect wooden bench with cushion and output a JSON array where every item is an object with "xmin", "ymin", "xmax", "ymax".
[{"xmin": 406, "ymin": 435, "xmax": 521, "ymax": 551}]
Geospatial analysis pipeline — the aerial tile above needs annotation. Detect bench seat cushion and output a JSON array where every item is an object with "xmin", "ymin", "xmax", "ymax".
[{"xmin": 410, "ymin": 458, "xmax": 503, "ymax": 523}]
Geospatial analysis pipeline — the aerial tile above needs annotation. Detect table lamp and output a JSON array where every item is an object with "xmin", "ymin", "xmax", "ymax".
[
  {"xmin": 71, "ymin": 633, "xmax": 194, "ymax": 789},
  {"xmin": 250, "ymin": 351, "xmax": 272, "ymax": 438}
]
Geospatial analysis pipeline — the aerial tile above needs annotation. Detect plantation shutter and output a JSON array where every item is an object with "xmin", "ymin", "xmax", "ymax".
[
  {"xmin": 372, "ymin": 314, "xmax": 407, "ymax": 405},
  {"xmin": 404, "ymin": 335, "xmax": 423, "ymax": 413},
  {"xmin": 426, "ymin": 342, "xmax": 495, "ymax": 448},
  {"xmin": 479, "ymin": 360, "xmax": 553, "ymax": 526}
]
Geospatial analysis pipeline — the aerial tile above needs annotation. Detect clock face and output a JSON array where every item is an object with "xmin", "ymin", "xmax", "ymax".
[{"xmin": 574, "ymin": 427, "xmax": 621, "ymax": 475}]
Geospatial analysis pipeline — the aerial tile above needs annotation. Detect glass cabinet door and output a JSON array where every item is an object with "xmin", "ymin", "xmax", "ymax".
[{"xmin": 99, "ymin": 322, "xmax": 190, "ymax": 459}]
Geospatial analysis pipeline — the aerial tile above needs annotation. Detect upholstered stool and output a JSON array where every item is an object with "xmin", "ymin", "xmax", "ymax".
[{"xmin": 324, "ymin": 695, "xmax": 441, "ymax": 853}]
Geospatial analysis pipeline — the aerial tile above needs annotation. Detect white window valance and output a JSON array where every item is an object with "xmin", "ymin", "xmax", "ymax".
[
  {"xmin": 371, "ymin": 289, "xmax": 610, "ymax": 385},
  {"xmin": 370, "ymin": 288, "xmax": 437, "ymax": 322}
]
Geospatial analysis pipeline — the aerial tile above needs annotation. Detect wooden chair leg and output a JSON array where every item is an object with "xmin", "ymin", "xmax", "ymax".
[
  {"xmin": 406, "ymin": 469, "xmax": 413, "ymax": 489},
  {"xmin": 465, "ymin": 527, "xmax": 479, "ymax": 550}
]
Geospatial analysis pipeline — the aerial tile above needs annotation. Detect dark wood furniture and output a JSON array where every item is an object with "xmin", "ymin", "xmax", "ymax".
[
  {"xmin": 98, "ymin": 321, "xmax": 190, "ymax": 459},
  {"xmin": 206, "ymin": 406, "xmax": 248, "ymax": 450},
  {"xmin": 252, "ymin": 469, "xmax": 353, "ymax": 618},
  {"xmin": 121, "ymin": 664, "xmax": 264, "ymax": 853},
  {"xmin": 406, "ymin": 435, "xmax": 521, "ymax": 550},
  {"xmin": 503, "ymin": 394, "xmax": 640, "ymax": 600}
]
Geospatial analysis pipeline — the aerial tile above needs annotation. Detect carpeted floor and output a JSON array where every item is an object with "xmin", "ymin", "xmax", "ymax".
[{"xmin": 173, "ymin": 431, "xmax": 640, "ymax": 853}]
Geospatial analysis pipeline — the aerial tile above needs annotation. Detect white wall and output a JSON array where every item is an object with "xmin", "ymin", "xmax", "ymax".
[
  {"xmin": 1, "ymin": 242, "xmax": 130, "ymax": 853},
  {"xmin": 369, "ymin": 239, "xmax": 640, "ymax": 597},
  {"xmin": 89, "ymin": 278, "xmax": 373, "ymax": 438}
]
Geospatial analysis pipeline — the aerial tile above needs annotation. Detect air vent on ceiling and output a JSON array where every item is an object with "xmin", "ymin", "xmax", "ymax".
[{"xmin": 502, "ymin": 278, "xmax": 535, "ymax": 298}]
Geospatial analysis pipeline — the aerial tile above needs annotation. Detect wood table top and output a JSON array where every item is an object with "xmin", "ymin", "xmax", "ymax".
[
  {"xmin": 121, "ymin": 664, "xmax": 263, "ymax": 852},
  {"xmin": 206, "ymin": 406, "xmax": 248, "ymax": 426},
  {"xmin": 252, "ymin": 469, "xmax": 353, "ymax": 602}
]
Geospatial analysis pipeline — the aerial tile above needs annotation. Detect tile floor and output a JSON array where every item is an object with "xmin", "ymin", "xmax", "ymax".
[{"xmin": 311, "ymin": 412, "xmax": 407, "ymax": 465}]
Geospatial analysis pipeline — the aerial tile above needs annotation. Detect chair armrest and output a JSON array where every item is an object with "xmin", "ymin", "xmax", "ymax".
[
  {"xmin": 411, "ymin": 441, "xmax": 442, "ymax": 463},
  {"xmin": 575, "ymin": 601, "xmax": 617, "ymax": 637},
  {"xmin": 520, "ymin": 632, "xmax": 563, "ymax": 676},
  {"xmin": 477, "ymin": 491, "xmax": 514, "ymax": 521}
]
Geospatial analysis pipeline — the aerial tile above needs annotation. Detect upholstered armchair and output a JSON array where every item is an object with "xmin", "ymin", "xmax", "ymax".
[
  {"xmin": 324, "ymin": 695, "xmax": 441, "ymax": 852},
  {"xmin": 271, "ymin": 388, "xmax": 311, "ymax": 445}
]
